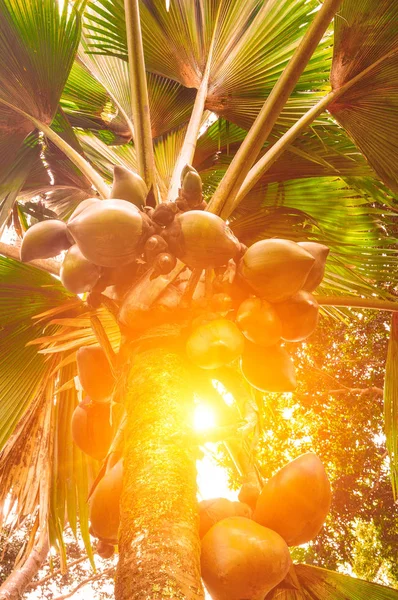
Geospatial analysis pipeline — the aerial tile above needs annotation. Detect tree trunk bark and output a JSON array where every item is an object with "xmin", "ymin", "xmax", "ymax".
[
  {"xmin": 0, "ymin": 537, "xmax": 49, "ymax": 600},
  {"xmin": 115, "ymin": 346, "xmax": 204, "ymax": 600}
]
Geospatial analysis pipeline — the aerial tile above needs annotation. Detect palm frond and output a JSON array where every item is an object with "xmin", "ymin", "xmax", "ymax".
[
  {"xmin": 0, "ymin": 257, "xmax": 72, "ymax": 450},
  {"xmin": 329, "ymin": 0, "xmax": 398, "ymax": 193},
  {"xmin": 270, "ymin": 564, "xmax": 398, "ymax": 599}
]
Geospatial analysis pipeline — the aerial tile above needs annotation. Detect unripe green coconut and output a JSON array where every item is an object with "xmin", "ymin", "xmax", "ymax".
[
  {"xmin": 60, "ymin": 245, "xmax": 101, "ymax": 294},
  {"xmin": 201, "ymin": 516, "xmax": 291, "ymax": 600},
  {"xmin": 163, "ymin": 211, "xmax": 240, "ymax": 269},
  {"xmin": 20, "ymin": 220, "xmax": 71, "ymax": 262},
  {"xmin": 68, "ymin": 198, "xmax": 100, "ymax": 224},
  {"xmin": 254, "ymin": 453, "xmax": 331, "ymax": 546},
  {"xmin": 67, "ymin": 199, "xmax": 148, "ymax": 267},
  {"xmin": 110, "ymin": 165, "xmax": 147, "ymax": 209},
  {"xmin": 298, "ymin": 241, "xmax": 330, "ymax": 292},
  {"xmin": 239, "ymin": 239, "xmax": 315, "ymax": 302}
]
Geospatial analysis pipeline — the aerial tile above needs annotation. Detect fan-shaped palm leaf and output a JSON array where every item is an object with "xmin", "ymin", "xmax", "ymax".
[{"xmin": 329, "ymin": 0, "xmax": 398, "ymax": 193}]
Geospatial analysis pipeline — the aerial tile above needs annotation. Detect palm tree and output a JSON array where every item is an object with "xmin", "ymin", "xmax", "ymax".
[{"xmin": 0, "ymin": 0, "xmax": 397, "ymax": 598}]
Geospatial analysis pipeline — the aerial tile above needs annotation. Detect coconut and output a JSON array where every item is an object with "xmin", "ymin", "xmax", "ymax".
[
  {"xmin": 238, "ymin": 482, "xmax": 260, "ymax": 512},
  {"xmin": 20, "ymin": 220, "xmax": 71, "ymax": 262},
  {"xmin": 110, "ymin": 165, "xmax": 148, "ymax": 208},
  {"xmin": 97, "ymin": 540, "xmax": 115, "ymax": 559},
  {"xmin": 298, "ymin": 241, "xmax": 329, "ymax": 292},
  {"xmin": 253, "ymin": 453, "xmax": 331, "ymax": 546},
  {"xmin": 238, "ymin": 239, "xmax": 315, "ymax": 302},
  {"xmin": 144, "ymin": 235, "xmax": 169, "ymax": 263},
  {"xmin": 60, "ymin": 245, "xmax": 101, "ymax": 294},
  {"xmin": 89, "ymin": 458, "xmax": 123, "ymax": 542},
  {"xmin": 152, "ymin": 252, "xmax": 177, "ymax": 277},
  {"xmin": 186, "ymin": 318, "xmax": 245, "ymax": 370},
  {"xmin": 68, "ymin": 198, "xmax": 100, "ymax": 224},
  {"xmin": 236, "ymin": 297, "xmax": 282, "ymax": 347},
  {"xmin": 240, "ymin": 343, "xmax": 296, "ymax": 393},
  {"xmin": 163, "ymin": 211, "xmax": 241, "ymax": 269},
  {"xmin": 201, "ymin": 516, "xmax": 291, "ymax": 600},
  {"xmin": 76, "ymin": 345, "xmax": 115, "ymax": 402},
  {"xmin": 181, "ymin": 169, "xmax": 202, "ymax": 206},
  {"xmin": 199, "ymin": 498, "xmax": 252, "ymax": 539},
  {"xmin": 67, "ymin": 199, "xmax": 148, "ymax": 267},
  {"xmin": 275, "ymin": 290, "xmax": 319, "ymax": 342},
  {"xmin": 71, "ymin": 398, "xmax": 120, "ymax": 460}
]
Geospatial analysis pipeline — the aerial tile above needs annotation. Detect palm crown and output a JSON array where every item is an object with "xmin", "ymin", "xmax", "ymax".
[{"xmin": 0, "ymin": 0, "xmax": 398, "ymax": 598}]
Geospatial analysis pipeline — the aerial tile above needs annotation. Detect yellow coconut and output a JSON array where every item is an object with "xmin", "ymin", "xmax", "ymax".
[
  {"xmin": 89, "ymin": 459, "xmax": 123, "ymax": 543},
  {"xmin": 96, "ymin": 540, "xmax": 115, "ymax": 559},
  {"xmin": 186, "ymin": 318, "xmax": 245, "ymax": 370},
  {"xmin": 110, "ymin": 165, "xmax": 148, "ymax": 208},
  {"xmin": 201, "ymin": 516, "xmax": 291, "ymax": 600},
  {"xmin": 76, "ymin": 345, "xmax": 115, "ymax": 402},
  {"xmin": 275, "ymin": 290, "xmax": 319, "ymax": 342},
  {"xmin": 240, "ymin": 343, "xmax": 296, "ymax": 393},
  {"xmin": 20, "ymin": 220, "xmax": 71, "ymax": 262},
  {"xmin": 236, "ymin": 297, "xmax": 282, "ymax": 347},
  {"xmin": 67, "ymin": 199, "xmax": 148, "ymax": 267},
  {"xmin": 253, "ymin": 452, "xmax": 332, "ymax": 546},
  {"xmin": 238, "ymin": 239, "xmax": 315, "ymax": 302},
  {"xmin": 71, "ymin": 398, "xmax": 123, "ymax": 461},
  {"xmin": 60, "ymin": 245, "xmax": 101, "ymax": 294},
  {"xmin": 199, "ymin": 498, "xmax": 252, "ymax": 539}
]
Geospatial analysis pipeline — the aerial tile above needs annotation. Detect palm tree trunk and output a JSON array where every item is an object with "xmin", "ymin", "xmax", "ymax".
[{"xmin": 115, "ymin": 346, "xmax": 204, "ymax": 600}]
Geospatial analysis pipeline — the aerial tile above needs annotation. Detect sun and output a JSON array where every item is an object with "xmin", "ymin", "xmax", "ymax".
[{"xmin": 193, "ymin": 403, "xmax": 216, "ymax": 432}]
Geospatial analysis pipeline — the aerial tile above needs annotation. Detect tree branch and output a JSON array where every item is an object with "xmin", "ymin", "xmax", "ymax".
[
  {"xmin": 53, "ymin": 567, "xmax": 115, "ymax": 600},
  {"xmin": 0, "ymin": 242, "xmax": 60, "ymax": 275},
  {"xmin": 0, "ymin": 537, "xmax": 49, "ymax": 600},
  {"xmin": 27, "ymin": 556, "xmax": 89, "ymax": 590}
]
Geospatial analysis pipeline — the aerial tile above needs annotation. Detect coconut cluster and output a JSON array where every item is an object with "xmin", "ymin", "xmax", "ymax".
[
  {"xmin": 20, "ymin": 165, "xmax": 329, "ymax": 393},
  {"xmin": 200, "ymin": 453, "xmax": 331, "ymax": 599},
  {"xmin": 70, "ymin": 344, "xmax": 124, "ymax": 558}
]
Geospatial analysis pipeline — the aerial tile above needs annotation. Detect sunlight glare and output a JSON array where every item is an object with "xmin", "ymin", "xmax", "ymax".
[{"xmin": 194, "ymin": 404, "xmax": 216, "ymax": 432}]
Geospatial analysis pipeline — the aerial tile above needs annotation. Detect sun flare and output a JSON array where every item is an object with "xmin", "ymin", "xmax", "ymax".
[{"xmin": 194, "ymin": 404, "xmax": 216, "ymax": 432}]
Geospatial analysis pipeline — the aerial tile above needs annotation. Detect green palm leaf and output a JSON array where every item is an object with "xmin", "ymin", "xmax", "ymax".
[
  {"xmin": 0, "ymin": 0, "xmax": 82, "ymax": 223},
  {"xmin": 229, "ymin": 176, "xmax": 398, "ymax": 298},
  {"xmin": 329, "ymin": 0, "xmax": 398, "ymax": 193},
  {"xmin": 0, "ymin": 257, "xmax": 70, "ymax": 449},
  {"xmin": 270, "ymin": 564, "xmax": 398, "ymax": 599}
]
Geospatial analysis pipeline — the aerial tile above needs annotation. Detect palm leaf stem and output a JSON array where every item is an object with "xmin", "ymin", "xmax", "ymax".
[
  {"xmin": 0, "ymin": 98, "xmax": 109, "ymax": 199},
  {"xmin": 167, "ymin": 1, "xmax": 222, "ymax": 202},
  {"xmin": 207, "ymin": 0, "xmax": 343, "ymax": 216},
  {"xmin": 317, "ymin": 296, "xmax": 398, "ymax": 312},
  {"xmin": 124, "ymin": 0, "xmax": 156, "ymax": 190},
  {"xmin": 0, "ymin": 243, "xmax": 60, "ymax": 275},
  {"xmin": 229, "ymin": 46, "xmax": 398, "ymax": 217}
]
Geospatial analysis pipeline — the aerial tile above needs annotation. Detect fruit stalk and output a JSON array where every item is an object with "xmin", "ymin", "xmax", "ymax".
[
  {"xmin": 124, "ymin": 0, "xmax": 156, "ymax": 190},
  {"xmin": 115, "ymin": 347, "xmax": 204, "ymax": 600}
]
